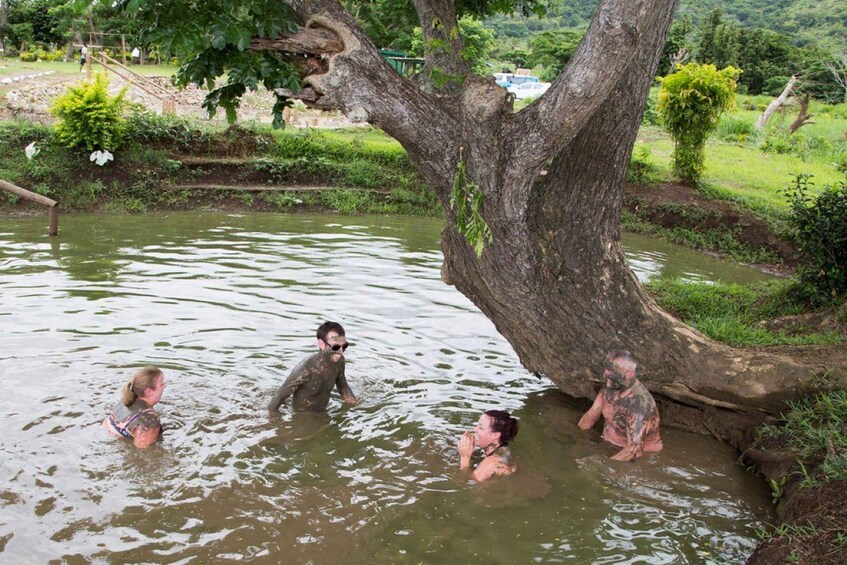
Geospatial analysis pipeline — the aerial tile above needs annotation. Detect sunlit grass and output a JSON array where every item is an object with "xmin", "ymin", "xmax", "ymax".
[
  {"xmin": 646, "ymin": 277, "xmax": 845, "ymax": 346},
  {"xmin": 635, "ymin": 125, "xmax": 845, "ymax": 218},
  {"xmin": 0, "ymin": 57, "xmax": 177, "ymax": 78}
]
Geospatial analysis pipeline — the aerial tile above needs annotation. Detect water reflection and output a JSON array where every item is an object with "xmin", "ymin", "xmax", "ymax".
[{"xmin": 0, "ymin": 212, "xmax": 770, "ymax": 562}]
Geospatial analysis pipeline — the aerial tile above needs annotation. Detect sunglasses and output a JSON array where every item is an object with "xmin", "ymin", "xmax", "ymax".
[{"xmin": 326, "ymin": 341, "xmax": 349, "ymax": 352}]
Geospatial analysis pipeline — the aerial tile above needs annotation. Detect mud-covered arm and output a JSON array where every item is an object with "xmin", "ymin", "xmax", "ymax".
[
  {"xmin": 578, "ymin": 390, "xmax": 606, "ymax": 430},
  {"xmin": 335, "ymin": 363, "xmax": 357, "ymax": 405},
  {"xmin": 268, "ymin": 361, "xmax": 312, "ymax": 412}
]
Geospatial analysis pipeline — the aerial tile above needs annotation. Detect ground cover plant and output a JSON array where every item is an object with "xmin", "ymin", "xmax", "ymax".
[{"xmin": 645, "ymin": 278, "xmax": 844, "ymax": 346}]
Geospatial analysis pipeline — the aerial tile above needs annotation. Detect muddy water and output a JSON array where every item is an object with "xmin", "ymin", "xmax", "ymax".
[{"xmin": 0, "ymin": 212, "xmax": 771, "ymax": 563}]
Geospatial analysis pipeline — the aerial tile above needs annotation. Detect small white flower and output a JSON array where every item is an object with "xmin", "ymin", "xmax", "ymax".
[
  {"xmin": 25, "ymin": 142, "xmax": 39, "ymax": 160},
  {"xmin": 89, "ymin": 150, "xmax": 114, "ymax": 166}
]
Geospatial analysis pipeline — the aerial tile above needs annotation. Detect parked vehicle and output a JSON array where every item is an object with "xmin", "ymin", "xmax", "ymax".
[
  {"xmin": 509, "ymin": 81, "xmax": 551, "ymax": 99},
  {"xmin": 493, "ymin": 72, "xmax": 514, "ymax": 88},
  {"xmin": 509, "ymin": 75, "xmax": 539, "ymax": 87}
]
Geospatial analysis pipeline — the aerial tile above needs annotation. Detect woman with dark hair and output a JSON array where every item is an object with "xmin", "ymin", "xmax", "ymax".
[
  {"xmin": 102, "ymin": 367, "xmax": 166, "ymax": 448},
  {"xmin": 457, "ymin": 409, "xmax": 519, "ymax": 482}
]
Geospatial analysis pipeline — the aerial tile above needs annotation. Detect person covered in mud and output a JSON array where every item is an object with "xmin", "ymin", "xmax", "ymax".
[
  {"xmin": 102, "ymin": 366, "xmax": 166, "ymax": 449},
  {"xmin": 268, "ymin": 321, "xmax": 358, "ymax": 412},
  {"xmin": 457, "ymin": 410, "xmax": 519, "ymax": 482},
  {"xmin": 578, "ymin": 350, "xmax": 663, "ymax": 461}
]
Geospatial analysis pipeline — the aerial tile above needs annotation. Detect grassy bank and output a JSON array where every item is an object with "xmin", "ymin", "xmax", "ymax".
[
  {"xmin": 748, "ymin": 391, "xmax": 847, "ymax": 563},
  {"xmin": 635, "ymin": 94, "xmax": 847, "ymax": 223},
  {"xmin": 646, "ymin": 278, "xmax": 845, "ymax": 347},
  {"xmin": 0, "ymin": 114, "xmax": 439, "ymax": 216}
]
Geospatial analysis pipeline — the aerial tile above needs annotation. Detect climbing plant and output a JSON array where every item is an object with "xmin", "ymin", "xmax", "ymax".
[{"xmin": 451, "ymin": 149, "xmax": 492, "ymax": 256}]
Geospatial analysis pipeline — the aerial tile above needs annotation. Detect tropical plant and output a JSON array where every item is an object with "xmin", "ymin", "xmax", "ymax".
[
  {"xmin": 657, "ymin": 62, "xmax": 740, "ymax": 182},
  {"xmin": 50, "ymin": 72, "xmax": 127, "ymax": 152}
]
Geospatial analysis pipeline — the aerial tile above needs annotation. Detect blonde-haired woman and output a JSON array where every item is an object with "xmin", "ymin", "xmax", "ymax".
[{"xmin": 102, "ymin": 367, "xmax": 166, "ymax": 448}]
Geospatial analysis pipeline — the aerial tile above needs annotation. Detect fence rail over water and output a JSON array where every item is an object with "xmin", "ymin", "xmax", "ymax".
[{"xmin": 0, "ymin": 179, "xmax": 59, "ymax": 236}]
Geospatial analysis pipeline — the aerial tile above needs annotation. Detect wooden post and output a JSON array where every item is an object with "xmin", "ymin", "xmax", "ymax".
[
  {"xmin": 48, "ymin": 207, "xmax": 59, "ymax": 237},
  {"xmin": 121, "ymin": 35, "xmax": 127, "ymax": 66},
  {"xmin": 0, "ymin": 179, "xmax": 59, "ymax": 237}
]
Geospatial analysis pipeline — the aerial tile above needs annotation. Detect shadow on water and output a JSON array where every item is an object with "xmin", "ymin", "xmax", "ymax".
[{"xmin": 0, "ymin": 212, "xmax": 772, "ymax": 562}]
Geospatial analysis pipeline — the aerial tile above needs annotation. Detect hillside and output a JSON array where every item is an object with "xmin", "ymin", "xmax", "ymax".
[{"xmin": 486, "ymin": 0, "xmax": 846, "ymax": 52}]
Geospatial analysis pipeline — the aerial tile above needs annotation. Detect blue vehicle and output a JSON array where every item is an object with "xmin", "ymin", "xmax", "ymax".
[
  {"xmin": 493, "ymin": 73, "xmax": 540, "ymax": 89},
  {"xmin": 510, "ymin": 75, "xmax": 539, "ymax": 87},
  {"xmin": 493, "ymin": 72, "xmax": 514, "ymax": 88}
]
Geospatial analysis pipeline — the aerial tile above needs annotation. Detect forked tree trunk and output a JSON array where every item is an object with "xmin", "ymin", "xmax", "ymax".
[{"xmin": 274, "ymin": 0, "xmax": 839, "ymax": 443}]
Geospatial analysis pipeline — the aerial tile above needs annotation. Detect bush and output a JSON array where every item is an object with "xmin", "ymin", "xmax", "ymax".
[
  {"xmin": 716, "ymin": 116, "xmax": 755, "ymax": 142},
  {"xmin": 50, "ymin": 73, "xmax": 127, "ymax": 152},
  {"xmin": 626, "ymin": 146, "xmax": 663, "ymax": 183},
  {"xmin": 19, "ymin": 51, "xmax": 37, "ymax": 62},
  {"xmin": 761, "ymin": 131, "xmax": 833, "ymax": 161},
  {"xmin": 641, "ymin": 87, "xmax": 659, "ymax": 126},
  {"xmin": 785, "ymin": 174, "xmax": 847, "ymax": 304},
  {"xmin": 657, "ymin": 63, "xmax": 741, "ymax": 182}
]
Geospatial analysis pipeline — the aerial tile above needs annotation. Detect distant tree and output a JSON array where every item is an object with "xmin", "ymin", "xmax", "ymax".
[
  {"xmin": 6, "ymin": 0, "xmax": 65, "ymax": 45},
  {"xmin": 528, "ymin": 29, "xmax": 583, "ymax": 81},
  {"xmin": 658, "ymin": 15, "xmax": 692, "ymax": 75},
  {"xmin": 0, "ymin": 0, "xmax": 11, "ymax": 52},
  {"xmin": 411, "ymin": 18, "xmax": 494, "ymax": 75},
  {"xmin": 734, "ymin": 28, "xmax": 793, "ymax": 95},
  {"xmin": 658, "ymin": 63, "xmax": 740, "ymax": 182},
  {"xmin": 823, "ymin": 52, "xmax": 847, "ymax": 104}
]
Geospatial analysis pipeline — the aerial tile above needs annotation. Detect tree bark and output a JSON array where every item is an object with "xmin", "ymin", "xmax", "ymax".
[
  {"xmin": 272, "ymin": 0, "xmax": 843, "ymax": 433},
  {"xmin": 789, "ymin": 93, "xmax": 814, "ymax": 133}
]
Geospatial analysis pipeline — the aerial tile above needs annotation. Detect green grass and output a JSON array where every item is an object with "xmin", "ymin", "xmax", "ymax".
[
  {"xmin": 635, "ymin": 95, "xmax": 847, "ymax": 223},
  {"xmin": 645, "ymin": 278, "xmax": 845, "ymax": 346},
  {"xmin": 757, "ymin": 391, "xmax": 847, "ymax": 485},
  {"xmin": 0, "ymin": 116, "xmax": 440, "ymax": 215},
  {"xmin": 636, "ymin": 127, "xmax": 845, "ymax": 216},
  {"xmin": 0, "ymin": 57, "xmax": 177, "ymax": 78}
]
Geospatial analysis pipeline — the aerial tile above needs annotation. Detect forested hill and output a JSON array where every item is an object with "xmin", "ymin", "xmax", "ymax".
[
  {"xmin": 487, "ymin": 0, "xmax": 845, "ymax": 51},
  {"xmin": 677, "ymin": 0, "xmax": 845, "ymax": 51}
]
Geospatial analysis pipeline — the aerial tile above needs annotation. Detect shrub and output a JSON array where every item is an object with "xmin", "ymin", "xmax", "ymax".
[
  {"xmin": 626, "ymin": 146, "xmax": 663, "ymax": 183},
  {"xmin": 641, "ymin": 87, "xmax": 659, "ymax": 126},
  {"xmin": 50, "ymin": 73, "xmax": 127, "ymax": 152},
  {"xmin": 19, "ymin": 51, "xmax": 37, "ymax": 62},
  {"xmin": 657, "ymin": 63, "xmax": 741, "ymax": 182},
  {"xmin": 761, "ymin": 131, "xmax": 833, "ymax": 162},
  {"xmin": 785, "ymin": 174, "xmax": 847, "ymax": 305},
  {"xmin": 716, "ymin": 116, "xmax": 755, "ymax": 142}
]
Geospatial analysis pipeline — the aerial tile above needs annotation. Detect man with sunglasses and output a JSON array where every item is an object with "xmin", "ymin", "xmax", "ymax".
[
  {"xmin": 268, "ymin": 321, "xmax": 358, "ymax": 412},
  {"xmin": 577, "ymin": 350, "xmax": 663, "ymax": 461}
]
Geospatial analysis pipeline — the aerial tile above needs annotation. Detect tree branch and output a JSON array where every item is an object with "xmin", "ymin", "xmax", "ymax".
[
  {"xmin": 250, "ymin": 27, "xmax": 343, "ymax": 55},
  {"xmin": 505, "ymin": 0, "xmax": 679, "ymax": 170},
  {"xmin": 280, "ymin": 0, "xmax": 459, "ymax": 184}
]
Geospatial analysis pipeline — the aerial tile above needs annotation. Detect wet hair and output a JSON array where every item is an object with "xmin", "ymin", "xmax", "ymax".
[
  {"xmin": 317, "ymin": 321, "xmax": 345, "ymax": 342},
  {"xmin": 607, "ymin": 349, "xmax": 637, "ymax": 374},
  {"xmin": 484, "ymin": 410, "xmax": 519, "ymax": 445},
  {"xmin": 120, "ymin": 366, "xmax": 163, "ymax": 406}
]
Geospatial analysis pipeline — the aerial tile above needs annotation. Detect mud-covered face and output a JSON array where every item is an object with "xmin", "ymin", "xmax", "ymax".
[
  {"xmin": 319, "ymin": 331, "xmax": 348, "ymax": 364},
  {"xmin": 603, "ymin": 359, "xmax": 632, "ymax": 390}
]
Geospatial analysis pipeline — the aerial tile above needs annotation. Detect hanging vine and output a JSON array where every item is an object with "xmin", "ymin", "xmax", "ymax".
[{"xmin": 451, "ymin": 147, "xmax": 492, "ymax": 257}]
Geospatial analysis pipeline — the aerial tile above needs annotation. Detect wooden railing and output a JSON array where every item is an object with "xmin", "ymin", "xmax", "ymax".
[
  {"xmin": 91, "ymin": 51, "xmax": 177, "ymax": 113},
  {"xmin": 0, "ymin": 179, "xmax": 59, "ymax": 236}
]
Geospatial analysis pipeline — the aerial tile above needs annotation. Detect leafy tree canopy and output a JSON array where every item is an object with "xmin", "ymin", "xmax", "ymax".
[{"xmin": 72, "ymin": 0, "xmax": 559, "ymax": 126}]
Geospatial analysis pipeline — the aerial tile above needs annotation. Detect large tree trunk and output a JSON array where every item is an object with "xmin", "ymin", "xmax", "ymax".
[{"xmin": 275, "ymin": 0, "xmax": 840, "ymax": 442}]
